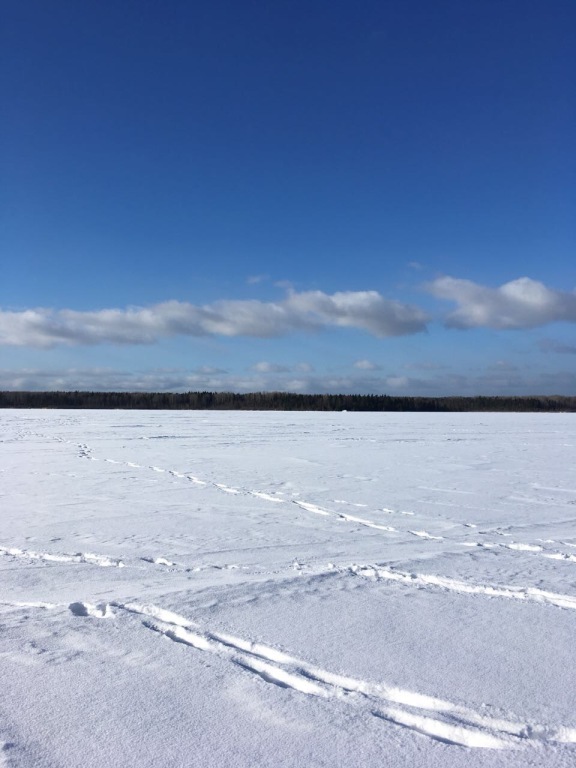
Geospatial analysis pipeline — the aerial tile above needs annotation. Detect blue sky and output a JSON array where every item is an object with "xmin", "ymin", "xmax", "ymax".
[{"xmin": 2, "ymin": 0, "xmax": 575, "ymax": 395}]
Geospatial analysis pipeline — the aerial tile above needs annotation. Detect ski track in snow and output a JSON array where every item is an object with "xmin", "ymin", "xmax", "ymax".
[
  {"xmin": 4, "ymin": 542, "xmax": 576, "ymax": 751},
  {"xmin": 348, "ymin": 564, "xmax": 576, "ymax": 611},
  {"xmin": 0, "ymin": 542, "xmax": 244, "ymax": 575},
  {"xmin": 4, "ymin": 533, "xmax": 576, "ymax": 613},
  {"xmin": 6, "ymin": 596, "xmax": 572, "ymax": 751},
  {"xmin": 459, "ymin": 540, "xmax": 576, "ymax": 565},
  {"xmin": 3, "ymin": 557, "xmax": 576, "ymax": 752},
  {"xmin": 0, "ymin": 545, "xmax": 124, "ymax": 568},
  {"xmin": 4, "ymin": 538, "xmax": 576, "ymax": 615}
]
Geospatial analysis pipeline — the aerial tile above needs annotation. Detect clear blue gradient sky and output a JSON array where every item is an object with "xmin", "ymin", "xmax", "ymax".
[{"xmin": 2, "ymin": 0, "xmax": 575, "ymax": 395}]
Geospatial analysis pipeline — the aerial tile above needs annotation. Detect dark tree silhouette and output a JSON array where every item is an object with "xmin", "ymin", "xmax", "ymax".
[{"xmin": 0, "ymin": 391, "xmax": 574, "ymax": 412}]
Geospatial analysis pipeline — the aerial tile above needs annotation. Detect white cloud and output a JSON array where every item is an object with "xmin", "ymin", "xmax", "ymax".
[
  {"xmin": 353, "ymin": 359, "xmax": 380, "ymax": 370},
  {"xmin": 285, "ymin": 290, "xmax": 428, "ymax": 336},
  {"xmin": 427, "ymin": 276, "xmax": 576, "ymax": 329},
  {"xmin": 385, "ymin": 376, "xmax": 409, "ymax": 388},
  {"xmin": 0, "ymin": 368, "xmax": 233, "ymax": 393},
  {"xmin": 251, "ymin": 361, "xmax": 290, "ymax": 373},
  {"xmin": 0, "ymin": 290, "xmax": 429, "ymax": 348},
  {"xmin": 251, "ymin": 361, "xmax": 316, "ymax": 374}
]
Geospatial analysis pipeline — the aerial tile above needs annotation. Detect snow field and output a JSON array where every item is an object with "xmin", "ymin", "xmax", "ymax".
[{"xmin": 1, "ymin": 410, "xmax": 576, "ymax": 767}]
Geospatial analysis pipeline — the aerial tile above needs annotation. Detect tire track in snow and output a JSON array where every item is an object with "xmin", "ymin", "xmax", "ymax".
[{"xmin": 112, "ymin": 600, "xmax": 576, "ymax": 750}]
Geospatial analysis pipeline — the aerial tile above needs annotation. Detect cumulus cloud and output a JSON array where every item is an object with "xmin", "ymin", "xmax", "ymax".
[
  {"xmin": 284, "ymin": 290, "xmax": 428, "ymax": 336},
  {"xmin": 0, "ymin": 290, "xmax": 429, "ymax": 348},
  {"xmin": 427, "ymin": 276, "xmax": 576, "ymax": 330},
  {"xmin": 353, "ymin": 359, "xmax": 380, "ymax": 370}
]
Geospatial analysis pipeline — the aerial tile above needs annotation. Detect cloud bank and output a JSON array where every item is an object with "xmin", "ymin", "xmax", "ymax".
[
  {"xmin": 1, "ymin": 366, "xmax": 574, "ymax": 397},
  {"xmin": 427, "ymin": 277, "xmax": 576, "ymax": 329},
  {"xmin": 0, "ymin": 290, "xmax": 429, "ymax": 347},
  {"xmin": 3, "ymin": 277, "xmax": 574, "ymax": 349}
]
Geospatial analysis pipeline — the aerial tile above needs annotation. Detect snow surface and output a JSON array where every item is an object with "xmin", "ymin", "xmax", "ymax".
[{"xmin": 1, "ymin": 409, "xmax": 576, "ymax": 767}]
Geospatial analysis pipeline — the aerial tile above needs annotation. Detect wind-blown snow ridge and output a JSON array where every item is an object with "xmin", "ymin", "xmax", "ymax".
[
  {"xmin": 351, "ymin": 565, "xmax": 576, "ymax": 610},
  {"xmin": 112, "ymin": 600, "xmax": 576, "ymax": 750}
]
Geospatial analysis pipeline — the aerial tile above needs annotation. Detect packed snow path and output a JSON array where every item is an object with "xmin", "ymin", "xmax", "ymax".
[{"xmin": 1, "ymin": 410, "xmax": 576, "ymax": 767}]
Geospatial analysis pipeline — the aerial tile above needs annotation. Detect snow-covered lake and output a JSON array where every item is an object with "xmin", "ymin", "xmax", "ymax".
[{"xmin": 1, "ymin": 409, "xmax": 575, "ymax": 767}]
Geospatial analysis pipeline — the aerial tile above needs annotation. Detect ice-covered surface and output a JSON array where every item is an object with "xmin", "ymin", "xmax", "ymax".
[{"xmin": 1, "ymin": 409, "xmax": 575, "ymax": 767}]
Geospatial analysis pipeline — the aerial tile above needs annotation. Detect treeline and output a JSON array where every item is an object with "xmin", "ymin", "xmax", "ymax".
[{"xmin": 1, "ymin": 390, "xmax": 575, "ymax": 412}]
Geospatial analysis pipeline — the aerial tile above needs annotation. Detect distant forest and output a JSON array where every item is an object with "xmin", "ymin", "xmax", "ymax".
[{"xmin": 1, "ymin": 391, "xmax": 575, "ymax": 412}]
